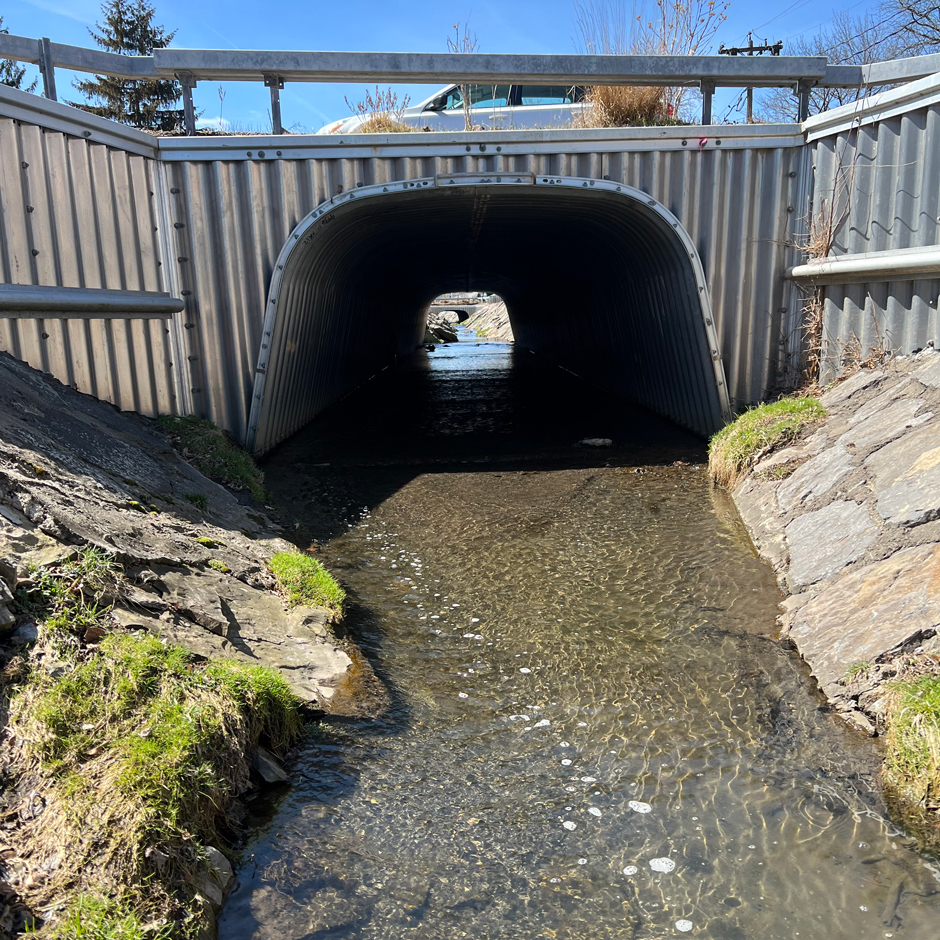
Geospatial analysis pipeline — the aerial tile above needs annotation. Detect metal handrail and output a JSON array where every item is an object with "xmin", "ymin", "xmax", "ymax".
[
  {"xmin": 2, "ymin": 31, "xmax": 939, "ymax": 134},
  {"xmin": 0, "ymin": 285, "xmax": 183, "ymax": 319}
]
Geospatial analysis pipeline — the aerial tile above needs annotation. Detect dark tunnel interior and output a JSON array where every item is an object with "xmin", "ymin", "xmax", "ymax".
[{"xmin": 247, "ymin": 182, "xmax": 728, "ymax": 454}]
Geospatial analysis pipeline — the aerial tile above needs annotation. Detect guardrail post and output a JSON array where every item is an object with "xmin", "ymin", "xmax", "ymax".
[
  {"xmin": 38, "ymin": 37, "xmax": 57, "ymax": 101},
  {"xmin": 264, "ymin": 73, "xmax": 284, "ymax": 134},
  {"xmin": 700, "ymin": 80, "xmax": 715, "ymax": 125},
  {"xmin": 796, "ymin": 79, "xmax": 813, "ymax": 121},
  {"xmin": 178, "ymin": 71, "xmax": 197, "ymax": 135}
]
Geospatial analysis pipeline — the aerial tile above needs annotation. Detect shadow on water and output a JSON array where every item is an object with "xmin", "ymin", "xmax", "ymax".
[
  {"xmin": 220, "ymin": 335, "xmax": 940, "ymax": 940},
  {"xmin": 260, "ymin": 340, "xmax": 706, "ymax": 545}
]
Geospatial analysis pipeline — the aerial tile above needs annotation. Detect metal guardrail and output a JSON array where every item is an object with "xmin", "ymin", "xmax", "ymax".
[
  {"xmin": 0, "ymin": 285, "xmax": 183, "ymax": 319},
  {"xmin": 788, "ymin": 245, "xmax": 940, "ymax": 284},
  {"xmin": 2, "ymin": 32, "xmax": 940, "ymax": 134}
]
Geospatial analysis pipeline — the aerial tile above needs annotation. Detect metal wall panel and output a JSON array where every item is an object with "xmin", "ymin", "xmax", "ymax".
[
  {"xmin": 0, "ymin": 115, "xmax": 183, "ymax": 415},
  {"xmin": 811, "ymin": 97, "xmax": 940, "ymax": 381},
  {"xmin": 164, "ymin": 134, "xmax": 806, "ymax": 440},
  {"xmin": 0, "ymin": 91, "xmax": 810, "ymax": 441}
]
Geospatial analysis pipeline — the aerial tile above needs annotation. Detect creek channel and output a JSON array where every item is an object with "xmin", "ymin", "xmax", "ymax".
[{"xmin": 219, "ymin": 334, "xmax": 940, "ymax": 939}]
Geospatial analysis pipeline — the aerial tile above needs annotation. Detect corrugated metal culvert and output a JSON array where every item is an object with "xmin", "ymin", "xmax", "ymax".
[
  {"xmin": 159, "ymin": 127, "xmax": 808, "ymax": 445},
  {"xmin": 0, "ymin": 84, "xmax": 825, "ymax": 444},
  {"xmin": 246, "ymin": 176, "xmax": 731, "ymax": 453}
]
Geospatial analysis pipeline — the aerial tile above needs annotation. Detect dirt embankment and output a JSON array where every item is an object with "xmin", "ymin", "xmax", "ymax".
[{"xmin": 0, "ymin": 352, "xmax": 383, "ymax": 936}]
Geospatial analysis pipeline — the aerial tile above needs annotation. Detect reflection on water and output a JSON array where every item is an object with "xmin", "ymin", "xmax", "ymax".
[{"xmin": 220, "ymin": 338, "xmax": 940, "ymax": 939}]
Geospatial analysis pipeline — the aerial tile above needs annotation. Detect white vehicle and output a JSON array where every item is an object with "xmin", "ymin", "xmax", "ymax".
[{"xmin": 316, "ymin": 83, "xmax": 588, "ymax": 134}]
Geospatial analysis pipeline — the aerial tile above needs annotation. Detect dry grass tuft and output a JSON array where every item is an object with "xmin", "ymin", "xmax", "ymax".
[
  {"xmin": 577, "ymin": 85, "xmax": 673, "ymax": 128},
  {"xmin": 344, "ymin": 86, "xmax": 413, "ymax": 134},
  {"xmin": 354, "ymin": 115, "xmax": 416, "ymax": 134}
]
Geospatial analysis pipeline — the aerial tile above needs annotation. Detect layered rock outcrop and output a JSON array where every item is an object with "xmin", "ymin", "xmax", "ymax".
[
  {"xmin": 732, "ymin": 351, "xmax": 940, "ymax": 733},
  {"xmin": 0, "ymin": 352, "xmax": 378, "ymax": 715}
]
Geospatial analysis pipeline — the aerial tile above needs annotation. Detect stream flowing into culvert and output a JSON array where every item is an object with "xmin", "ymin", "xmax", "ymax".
[{"xmin": 219, "ymin": 334, "xmax": 940, "ymax": 940}]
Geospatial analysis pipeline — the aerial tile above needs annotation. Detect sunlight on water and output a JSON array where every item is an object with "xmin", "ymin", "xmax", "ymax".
[{"xmin": 220, "ymin": 339, "xmax": 940, "ymax": 940}]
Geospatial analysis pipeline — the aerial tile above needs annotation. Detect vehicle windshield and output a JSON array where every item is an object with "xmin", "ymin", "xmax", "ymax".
[{"xmin": 441, "ymin": 84, "xmax": 512, "ymax": 110}]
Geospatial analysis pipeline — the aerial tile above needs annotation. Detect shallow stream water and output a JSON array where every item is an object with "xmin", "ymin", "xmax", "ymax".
[{"xmin": 219, "ymin": 337, "xmax": 940, "ymax": 939}]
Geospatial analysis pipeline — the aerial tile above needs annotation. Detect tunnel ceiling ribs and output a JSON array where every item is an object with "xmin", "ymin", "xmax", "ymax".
[{"xmin": 246, "ymin": 176, "xmax": 731, "ymax": 455}]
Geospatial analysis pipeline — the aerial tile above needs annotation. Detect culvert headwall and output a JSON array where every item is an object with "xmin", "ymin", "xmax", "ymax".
[{"xmin": 247, "ymin": 176, "xmax": 731, "ymax": 454}]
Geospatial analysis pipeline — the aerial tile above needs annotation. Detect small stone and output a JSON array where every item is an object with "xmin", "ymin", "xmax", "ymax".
[
  {"xmin": 623, "ymin": 865, "xmax": 638, "ymax": 875},
  {"xmin": 628, "ymin": 800, "xmax": 652, "ymax": 814},
  {"xmin": 588, "ymin": 807, "xmax": 602, "ymax": 817},
  {"xmin": 650, "ymin": 857, "xmax": 676, "ymax": 873},
  {"xmin": 675, "ymin": 919, "xmax": 694, "ymax": 932},
  {"xmin": 252, "ymin": 745, "xmax": 288, "ymax": 784},
  {"xmin": 563, "ymin": 821, "xmax": 577, "ymax": 831}
]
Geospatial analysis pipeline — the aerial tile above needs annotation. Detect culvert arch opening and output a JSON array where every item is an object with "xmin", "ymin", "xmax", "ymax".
[{"xmin": 246, "ymin": 177, "xmax": 730, "ymax": 454}]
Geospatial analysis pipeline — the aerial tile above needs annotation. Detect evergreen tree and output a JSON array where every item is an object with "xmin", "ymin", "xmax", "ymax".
[
  {"xmin": 1, "ymin": 17, "xmax": 38, "ymax": 91},
  {"xmin": 71, "ymin": 0, "xmax": 181, "ymax": 130}
]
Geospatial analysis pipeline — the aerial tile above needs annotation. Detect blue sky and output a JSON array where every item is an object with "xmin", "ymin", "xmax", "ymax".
[{"xmin": 2, "ymin": 0, "xmax": 883, "ymax": 129}]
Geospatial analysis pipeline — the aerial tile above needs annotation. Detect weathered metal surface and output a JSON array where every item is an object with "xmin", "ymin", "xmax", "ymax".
[
  {"xmin": 0, "ymin": 85, "xmax": 157, "ymax": 158},
  {"xmin": 863, "ymin": 52, "xmax": 940, "ymax": 86},
  {"xmin": 160, "ymin": 126, "xmax": 805, "ymax": 440},
  {"xmin": 0, "ymin": 32, "xmax": 844, "ymax": 87},
  {"xmin": 806, "ymin": 77, "xmax": 940, "ymax": 382},
  {"xmin": 153, "ymin": 49, "xmax": 833, "ymax": 87},
  {"xmin": 0, "ymin": 84, "xmax": 809, "ymax": 441},
  {"xmin": 0, "ymin": 109, "xmax": 183, "ymax": 416},
  {"xmin": 0, "ymin": 284, "xmax": 182, "ymax": 317}
]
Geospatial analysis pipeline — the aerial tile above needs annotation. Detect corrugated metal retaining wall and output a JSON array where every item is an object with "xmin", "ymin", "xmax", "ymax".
[
  {"xmin": 1, "ymin": 84, "xmax": 811, "ymax": 441},
  {"xmin": 0, "ymin": 102, "xmax": 187, "ymax": 416},
  {"xmin": 807, "ymin": 76, "xmax": 940, "ymax": 382}
]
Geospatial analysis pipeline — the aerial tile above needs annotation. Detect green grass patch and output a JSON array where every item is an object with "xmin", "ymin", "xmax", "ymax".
[
  {"xmin": 156, "ymin": 415, "xmax": 265, "ymax": 502},
  {"xmin": 182, "ymin": 492, "xmax": 208, "ymax": 512},
  {"xmin": 882, "ymin": 674, "xmax": 940, "ymax": 849},
  {"xmin": 708, "ymin": 397, "xmax": 826, "ymax": 488},
  {"xmin": 8, "ymin": 552, "xmax": 304, "ymax": 936},
  {"xmin": 270, "ymin": 551, "xmax": 345, "ymax": 612},
  {"xmin": 845, "ymin": 661, "xmax": 872, "ymax": 680},
  {"xmin": 51, "ymin": 892, "xmax": 172, "ymax": 940}
]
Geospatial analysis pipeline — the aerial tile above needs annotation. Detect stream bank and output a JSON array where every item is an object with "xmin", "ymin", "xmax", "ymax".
[
  {"xmin": 728, "ymin": 350, "xmax": 940, "ymax": 843},
  {"xmin": 0, "ymin": 351, "xmax": 381, "ymax": 937}
]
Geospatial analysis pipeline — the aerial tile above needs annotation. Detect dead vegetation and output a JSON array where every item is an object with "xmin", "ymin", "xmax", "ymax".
[
  {"xmin": 576, "ymin": 84, "xmax": 674, "ymax": 128},
  {"xmin": 344, "ymin": 86, "xmax": 414, "ymax": 134}
]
